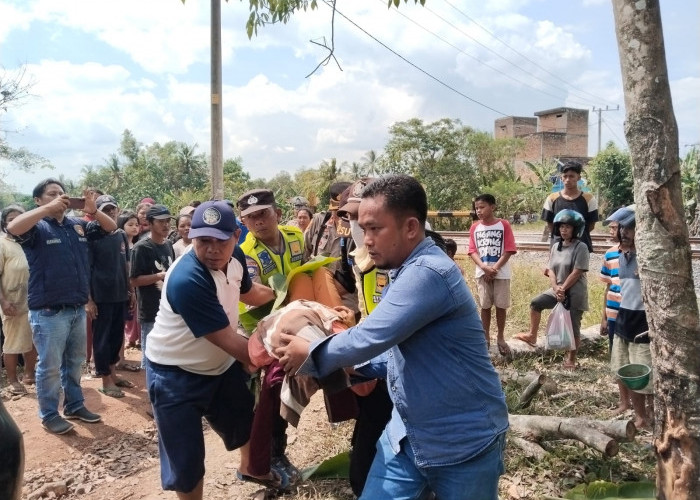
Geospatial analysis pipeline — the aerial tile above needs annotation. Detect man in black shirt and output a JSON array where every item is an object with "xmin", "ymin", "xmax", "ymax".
[{"xmin": 130, "ymin": 205, "xmax": 174, "ymax": 369}]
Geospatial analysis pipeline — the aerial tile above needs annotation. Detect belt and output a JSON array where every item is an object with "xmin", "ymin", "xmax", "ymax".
[{"xmin": 43, "ymin": 304, "xmax": 83, "ymax": 311}]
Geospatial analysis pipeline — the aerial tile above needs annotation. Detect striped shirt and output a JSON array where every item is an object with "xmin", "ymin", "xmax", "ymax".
[{"xmin": 599, "ymin": 244, "xmax": 621, "ymax": 322}]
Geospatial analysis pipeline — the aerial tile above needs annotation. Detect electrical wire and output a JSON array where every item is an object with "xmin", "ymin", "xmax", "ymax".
[
  {"xmin": 324, "ymin": 1, "xmax": 510, "ymax": 116},
  {"xmin": 441, "ymin": 0, "xmax": 619, "ymax": 107},
  {"xmin": 381, "ymin": 0, "xmax": 596, "ymax": 109}
]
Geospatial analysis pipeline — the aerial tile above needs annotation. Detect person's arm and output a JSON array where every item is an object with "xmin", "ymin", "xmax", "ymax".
[
  {"xmin": 7, "ymin": 197, "xmax": 69, "ymax": 236},
  {"xmin": 559, "ymin": 268, "xmax": 584, "ymax": 293},
  {"xmin": 0, "ymin": 262, "xmax": 18, "ymax": 316},
  {"xmin": 130, "ymin": 272, "xmax": 166, "ymax": 288},
  {"xmin": 82, "ymin": 191, "xmax": 117, "ymax": 233},
  {"xmin": 204, "ymin": 325, "xmax": 251, "ymax": 366},
  {"xmin": 240, "ymin": 281, "xmax": 275, "ymax": 307},
  {"xmin": 129, "ymin": 245, "xmax": 166, "ymax": 288},
  {"xmin": 278, "ymin": 261, "xmax": 466, "ymax": 376},
  {"xmin": 601, "ymin": 283, "xmax": 611, "ymax": 334},
  {"xmin": 492, "ymin": 252, "xmax": 514, "ymax": 274}
]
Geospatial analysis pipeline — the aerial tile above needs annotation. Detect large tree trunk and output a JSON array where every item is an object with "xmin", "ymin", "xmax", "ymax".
[{"xmin": 611, "ymin": 1, "xmax": 700, "ymax": 498}]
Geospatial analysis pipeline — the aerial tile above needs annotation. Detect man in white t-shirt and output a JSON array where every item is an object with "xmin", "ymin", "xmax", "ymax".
[{"xmin": 145, "ymin": 200, "xmax": 282, "ymax": 500}]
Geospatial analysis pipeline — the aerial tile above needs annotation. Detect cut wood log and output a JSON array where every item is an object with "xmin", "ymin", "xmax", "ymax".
[
  {"xmin": 510, "ymin": 436, "xmax": 548, "ymax": 460},
  {"xmin": 518, "ymin": 374, "xmax": 547, "ymax": 409},
  {"xmin": 500, "ymin": 369, "xmax": 558, "ymax": 396},
  {"xmin": 508, "ymin": 414, "xmax": 628, "ymax": 457}
]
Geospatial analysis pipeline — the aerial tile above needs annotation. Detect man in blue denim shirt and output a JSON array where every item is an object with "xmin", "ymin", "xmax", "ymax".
[{"xmin": 277, "ymin": 175, "xmax": 509, "ymax": 500}]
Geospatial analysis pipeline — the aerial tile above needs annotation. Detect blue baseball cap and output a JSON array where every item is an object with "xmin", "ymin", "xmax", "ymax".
[{"xmin": 188, "ymin": 200, "xmax": 238, "ymax": 240}]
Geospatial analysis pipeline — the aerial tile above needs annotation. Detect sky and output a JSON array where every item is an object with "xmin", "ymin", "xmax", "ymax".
[{"xmin": 1, "ymin": 0, "xmax": 698, "ymax": 196}]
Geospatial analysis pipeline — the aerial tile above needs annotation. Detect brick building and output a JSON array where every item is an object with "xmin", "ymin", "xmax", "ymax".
[{"xmin": 495, "ymin": 107, "xmax": 590, "ymax": 182}]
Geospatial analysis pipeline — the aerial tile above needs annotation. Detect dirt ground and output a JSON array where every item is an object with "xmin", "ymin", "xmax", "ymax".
[
  {"xmin": 6, "ymin": 346, "xmax": 355, "ymax": 500},
  {"xmin": 5, "ymin": 334, "xmax": 655, "ymax": 500}
]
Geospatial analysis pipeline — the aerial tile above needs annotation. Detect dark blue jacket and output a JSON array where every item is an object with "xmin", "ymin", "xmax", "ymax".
[{"xmin": 18, "ymin": 217, "xmax": 90, "ymax": 309}]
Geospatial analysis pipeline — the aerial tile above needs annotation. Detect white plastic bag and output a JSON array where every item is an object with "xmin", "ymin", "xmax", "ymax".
[{"xmin": 545, "ymin": 303, "xmax": 575, "ymax": 350}]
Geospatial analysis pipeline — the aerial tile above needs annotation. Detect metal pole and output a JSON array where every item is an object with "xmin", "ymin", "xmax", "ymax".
[{"xmin": 210, "ymin": 0, "xmax": 224, "ymax": 200}]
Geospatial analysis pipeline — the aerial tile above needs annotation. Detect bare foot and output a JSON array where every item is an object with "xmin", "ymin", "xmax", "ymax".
[
  {"xmin": 610, "ymin": 405, "xmax": 631, "ymax": 417},
  {"xmin": 634, "ymin": 418, "xmax": 651, "ymax": 430},
  {"xmin": 513, "ymin": 333, "xmax": 537, "ymax": 347}
]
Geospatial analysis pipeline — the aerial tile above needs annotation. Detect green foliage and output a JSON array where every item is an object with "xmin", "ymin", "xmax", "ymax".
[
  {"xmin": 680, "ymin": 147, "xmax": 700, "ymax": 223},
  {"xmin": 381, "ymin": 118, "xmax": 480, "ymax": 211},
  {"xmin": 564, "ymin": 480, "xmax": 655, "ymax": 499},
  {"xmin": 587, "ymin": 143, "xmax": 633, "ymax": 215},
  {"xmin": 301, "ymin": 451, "xmax": 350, "ymax": 480}
]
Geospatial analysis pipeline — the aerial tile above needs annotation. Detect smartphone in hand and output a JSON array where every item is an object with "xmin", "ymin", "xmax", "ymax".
[{"xmin": 67, "ymin": 197, "xmax": 85, "ymax": 210}]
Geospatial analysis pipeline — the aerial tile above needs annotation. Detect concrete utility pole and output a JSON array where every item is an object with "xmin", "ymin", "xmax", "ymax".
[
  {"xmin": 592, "ymin": 105, "xmax": 620, "ymax": 154},
  {"xmin": 210, "ymin": 0, "xmax": 224, "ymax": 200}
]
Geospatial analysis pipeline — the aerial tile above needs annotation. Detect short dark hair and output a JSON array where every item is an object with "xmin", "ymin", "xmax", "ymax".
[
  {"xmin": 1, "ymin": 204, "xmax": 25, "ymax": 232},
  {"xmin": 361, "ymin": 175, "xmax": 427, "ymax": 227},
  {"xmin": 444, "ymin": 238, "xmax": 457, "ymax": 255},
  {"xmin": 474, "ymin": 193, "xmax": 496, "ymax": 205},
  {"xmin": 32, "ymin": 178, "xmax": 66, "ymax": 199},
  {"xmin": 561, "ymin": 161, "xmax": 582, "ymax": 174},
  {"xmin": 297, "ymin": 206, "xmax": 314, "ymax": 218}
]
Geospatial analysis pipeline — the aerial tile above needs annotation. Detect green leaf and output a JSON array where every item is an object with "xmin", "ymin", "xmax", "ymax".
[{"xmin": 301, "ymin": 451, "xmax": 350, "ymax": 480}]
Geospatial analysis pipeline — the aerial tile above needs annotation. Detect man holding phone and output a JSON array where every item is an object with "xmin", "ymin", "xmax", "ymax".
[{"xmin": 8, "ymin": 178, "xmax": 117, "ymax": 434}]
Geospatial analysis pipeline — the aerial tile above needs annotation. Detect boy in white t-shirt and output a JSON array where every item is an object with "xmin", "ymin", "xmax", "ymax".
[{"xmin": 468, "ymin": 194, "xmax": 517, "ymax": 357}]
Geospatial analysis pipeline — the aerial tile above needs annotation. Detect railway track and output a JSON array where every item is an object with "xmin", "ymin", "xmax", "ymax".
[{"xmin": 438, "ymin": 231, "xmax": 700, "ymax": 258}]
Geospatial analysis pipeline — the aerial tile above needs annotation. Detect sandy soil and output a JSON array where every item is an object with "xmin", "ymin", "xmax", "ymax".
[{"xmin": 6, "ymin": 347, "xmax": 350, "ymax": 500}]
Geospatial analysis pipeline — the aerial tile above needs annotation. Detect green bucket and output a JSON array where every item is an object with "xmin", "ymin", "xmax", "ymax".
[{"xmin": 617, "ymin": 363, "xmax": 651, "ymax": 391}]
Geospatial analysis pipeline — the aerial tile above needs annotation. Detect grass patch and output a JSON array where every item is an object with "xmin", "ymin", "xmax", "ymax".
[{"xmin": 457, "ymin": 255, "xmax": 605, "ymax": 339}]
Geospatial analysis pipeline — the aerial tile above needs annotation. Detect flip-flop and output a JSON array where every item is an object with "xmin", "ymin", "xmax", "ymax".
[
  {"xmin": 497, "ymin": 342, "xmax": 512, "ymax": 358},
  {"xmin": 9, "ymin": 382, "xmax": 27, "ymax": 395},
  {"xmin": 116, "ymin": 363, "xmax": 141, "ymax": 372},
  {"xmin": 513, "ymin": 333, "xmax": 537, "ymax": 347},
  {"xmin": 236, "ymin": 469, "xmax": 289, "ymax": 490},
  {"xmin": 23, "ymin": 377, "xmax": 36, "ymax": 385},
  {"xmin": 99, "ymin": 387, "xmax": 125, "ymax": 398},
  {"xmin": 115, "ymin": 379, "xmax": 136, "ymax": 388}
]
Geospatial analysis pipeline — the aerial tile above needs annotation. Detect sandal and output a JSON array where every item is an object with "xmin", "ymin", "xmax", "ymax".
[
  {"xmin": 497, "ymin": 341, "xmax": 512, "ymax": 358},
  {"xmin": 116, "ymin": 363, "xmax": 140, "ymax": 372},
  {"xmin": 236, "ymin": 469, "xmax": 289, "ymax": 490},
  {"xmin": 9, "ymin": 382, "xmax": 27, "ymax": 395},
  {"xmin": 98, "ymin": 387, "xmax": 125, "ymax": 398},
  {"xmin": 115, "ymin": 378, "xmax": 136, "ymax": 388},
  {"xmin": 513, "ymin": 333, "xmax": 537, "ymax": 348}
]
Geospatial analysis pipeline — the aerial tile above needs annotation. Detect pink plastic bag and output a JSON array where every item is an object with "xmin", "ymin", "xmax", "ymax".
[{"xmin": 545, "ymin": 303, "xmax": 575, "ymax": 350}]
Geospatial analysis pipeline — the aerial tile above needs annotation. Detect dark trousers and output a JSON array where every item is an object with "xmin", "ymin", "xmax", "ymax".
[
  {"xmin": 92, "ymin": 302, "xmax": 126, "ymax": 377},
  {"xmin": 350, "ymin": 380, "xmax": 393, "ymax": 497}
]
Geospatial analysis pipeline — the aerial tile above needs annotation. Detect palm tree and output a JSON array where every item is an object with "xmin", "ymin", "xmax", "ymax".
[
  {"xmin": 105, "ymin": 154, "xmax": 122, "ymax": 191},
  {"xmin": 361, "ymin": 149, "xmax": 380, "ymax": 176}
]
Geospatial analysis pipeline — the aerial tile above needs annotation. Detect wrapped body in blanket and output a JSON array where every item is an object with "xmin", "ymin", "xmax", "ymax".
[{"xmin": 249, "ymin": 299, "xmax": 359, "ymax": 426}]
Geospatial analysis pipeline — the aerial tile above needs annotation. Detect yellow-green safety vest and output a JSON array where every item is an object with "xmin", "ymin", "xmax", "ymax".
[
  {"xmin": 238, "ymin": 225, "xmax": 305, "ymax": 331},
  {"xmin": 360, "ymin": 268, "xmax": 389, "ymax": 316}
]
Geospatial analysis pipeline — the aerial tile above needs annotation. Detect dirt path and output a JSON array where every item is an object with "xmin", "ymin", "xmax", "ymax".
[{"xmin": 6, "ymin": 347, "xmax": 352, "ymax": 500}]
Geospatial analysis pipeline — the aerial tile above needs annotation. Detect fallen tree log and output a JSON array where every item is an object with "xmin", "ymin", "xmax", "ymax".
[
  {"xmin": 510, "ymin": 436, "xmax": 548, "ymax": 460},
  {"xmin": 508, "ymin": 414, "xmax": 636, "ymax": 457},
  {"xmin": 518, "ymin": 374, "xmax": 547, "ymax": 409},
  {"xmin": 500, "ymin": 369, "xmax": 558, "ymax": 396}
]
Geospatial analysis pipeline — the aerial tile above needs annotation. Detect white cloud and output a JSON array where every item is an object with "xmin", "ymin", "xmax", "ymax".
[
  {"xmin": 1, "ymin": 0, "xmax": 697, "ymax": 194},
  {"xmin": 0, "ymin": 3, "xmax": 31, "ymax": 44}
]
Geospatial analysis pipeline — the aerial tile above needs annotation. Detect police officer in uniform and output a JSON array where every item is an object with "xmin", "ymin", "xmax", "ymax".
[{"xmin": 236, "ymin": 188, "xmax": 305, "ymax": 483}]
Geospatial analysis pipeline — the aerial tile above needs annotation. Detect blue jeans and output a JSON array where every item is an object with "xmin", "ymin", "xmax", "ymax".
[
  {"xmin": 360, "ymin": 431, "xmax": 506, "ymax": 500},
  {"xmin": 140, "ymin": 321, "xmax": 155, "ymax": 368},
  {"xmin": 29, "ymin": 306, "xmax": 87, "ymax": 422}
]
